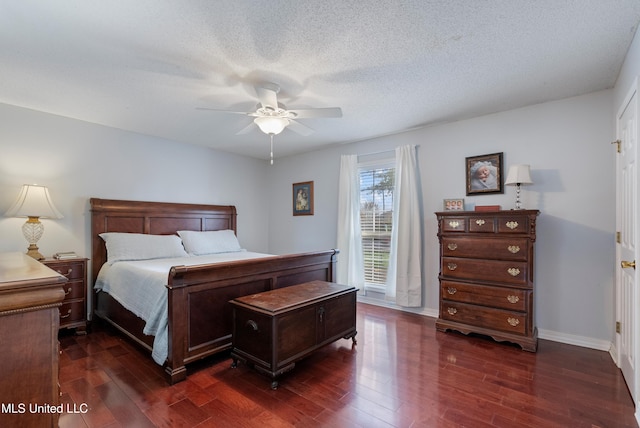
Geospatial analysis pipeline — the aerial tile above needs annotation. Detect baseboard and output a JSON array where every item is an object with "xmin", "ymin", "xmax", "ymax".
[
  {"xmin": 357, "ymin": 294, "xmax": 438, "ymax": 318},
  {"xmin": 536, "ymin": 328, "xmax": 612, "ymax": 351}
]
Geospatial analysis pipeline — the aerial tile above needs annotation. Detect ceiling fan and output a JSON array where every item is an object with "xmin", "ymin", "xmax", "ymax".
[{"xmin": 198, "ymin": 83, "xmax": 342, "ymax": 163}]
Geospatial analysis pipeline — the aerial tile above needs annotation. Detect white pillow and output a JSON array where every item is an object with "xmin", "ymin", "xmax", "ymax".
[
  {"xmin": 177, "ymin": 229, "xmax": 243, "ymax": 255},
  {"xmin": 100, "ymin": 232, "xmax": 188, "ymax": 264}
]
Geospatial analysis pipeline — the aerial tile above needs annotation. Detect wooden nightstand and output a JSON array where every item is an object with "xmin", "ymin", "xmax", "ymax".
[{"xmin": 41, "ymin": 257, "xmax": 89, "ymax": 333}]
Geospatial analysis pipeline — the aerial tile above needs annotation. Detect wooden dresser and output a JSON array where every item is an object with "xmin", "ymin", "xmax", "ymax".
[
  {"xmin": 435, "ymin": 210, "xmax": 540, "ymax": 351},
  {"xmin": 0, "ymin": 252, "xmax": 66, "ymax": 428},
  {"xmin": 41, "ymin": 258, "xmax": 88, "ymax": 333}
]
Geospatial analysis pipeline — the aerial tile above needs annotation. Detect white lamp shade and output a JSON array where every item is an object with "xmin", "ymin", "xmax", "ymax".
[
  {"xmin": 505, "ymin": 165, "xmax": 533, "ymax": 185},
  {"xmin": 254, "ymin": 116, "xmax": 289, "ymax": 135},
  {"xmin": 5, "ymin": 184, "xmax": 63, "ymax": 219}
]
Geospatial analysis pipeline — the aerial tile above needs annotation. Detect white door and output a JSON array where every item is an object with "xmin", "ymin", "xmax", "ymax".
[{"xmin": 616, "ymin": 79, "xmax": 638, "ymax": 407}]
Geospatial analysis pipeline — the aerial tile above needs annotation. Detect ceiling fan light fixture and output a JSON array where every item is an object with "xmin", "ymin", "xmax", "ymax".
[{"xmin": 254, "ymin": 116, "xmax": 289, "ymax": 135}]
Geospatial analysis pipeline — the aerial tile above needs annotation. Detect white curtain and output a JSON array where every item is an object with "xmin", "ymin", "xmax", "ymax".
[
  {"xmin": 336, "ymin": 154, "xmax": 365, "ymax": 291},
  {"xmin": 387, "ymin": 145, "xmax": 422, "ymax": 306}
]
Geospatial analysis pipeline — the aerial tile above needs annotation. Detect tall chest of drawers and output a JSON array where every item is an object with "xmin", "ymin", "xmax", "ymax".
[{"xmin": 435, "ymin": 210, "xmax": 540, "ymax": 351}]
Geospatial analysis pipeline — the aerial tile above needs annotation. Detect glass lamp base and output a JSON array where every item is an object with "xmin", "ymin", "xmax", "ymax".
[{"xmin": 22, "ymin": 217, "xmax": 45, "ymax": 260}]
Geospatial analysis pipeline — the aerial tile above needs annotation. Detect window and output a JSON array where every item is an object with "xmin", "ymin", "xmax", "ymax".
[{"xmin": 359, "ymin": 162, "xmax": 394, "ymax": 291}]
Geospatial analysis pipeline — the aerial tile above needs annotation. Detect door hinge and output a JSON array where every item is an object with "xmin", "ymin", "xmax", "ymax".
[
  {"xmin": 616, "ymin": 231, "xmax": 621, "ymax": 243},
  {"xmin": 616, "ymin": 321, "xmax": 622, "ymax": 334},
  {"xmin": 612, "ymin": 139, "xmax": 621, "ymax": 153}
]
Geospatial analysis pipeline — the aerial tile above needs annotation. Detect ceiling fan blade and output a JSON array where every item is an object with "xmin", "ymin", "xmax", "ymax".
[
  {"xmin": 196, "ymin": 107, "xmax": 249, "ymax": 115},
  {"xmin": 288, "ymin": 107, "xmax": 343, "ymax": 118},
  {"xmin": 236, "ymin": 122, "xmax": 256, "ymax": 135},
  {"xmin": 287, "ymin": 119, "xmax": 314, "ymax": 136},
  {"xmin": 255, "ymin": 85, "xmax": 279, "ymax": 110}
]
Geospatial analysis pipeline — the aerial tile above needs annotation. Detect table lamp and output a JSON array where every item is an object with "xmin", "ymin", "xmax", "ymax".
[
  {"xmin": 5, "ymin": 184, "xmax": 63, "ymax": 260},
  {"xmin": 505, "ymin": 165, "xmax": 533, "ymax": 210}
]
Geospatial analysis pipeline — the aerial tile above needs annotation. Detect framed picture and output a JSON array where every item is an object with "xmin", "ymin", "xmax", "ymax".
[
  {"xmin": 466, "ymin": 152, "xmax": 504, "ymax": 195},
  {"xmin": 443, "ymin": 199, "xmax": 464, "ymax": 211},
  {"xmin": 293, "ymin": 181, "xmax": 314, "ymax": 216}
]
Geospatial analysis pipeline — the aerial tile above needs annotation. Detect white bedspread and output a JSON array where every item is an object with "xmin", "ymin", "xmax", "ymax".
[{"xmin": 94, "ymin": 251, "xmax": 273, "ymax": 364}]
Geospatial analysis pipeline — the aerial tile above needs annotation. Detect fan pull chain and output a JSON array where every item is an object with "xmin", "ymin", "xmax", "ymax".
[{"xmin": 270, "ymin": 134, "xmax": 274, "ymax": 165}]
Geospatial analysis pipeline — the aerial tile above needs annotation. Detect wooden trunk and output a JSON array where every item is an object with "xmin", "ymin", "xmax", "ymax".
[{"xmin": 230, "ymin": 280, "xmax": 357, "ymax": 388}]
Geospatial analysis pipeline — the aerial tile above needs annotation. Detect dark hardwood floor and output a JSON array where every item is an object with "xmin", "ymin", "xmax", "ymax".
[{"xmin": 57, "ymin": 303, "xmax": 637, "ymax": 427}]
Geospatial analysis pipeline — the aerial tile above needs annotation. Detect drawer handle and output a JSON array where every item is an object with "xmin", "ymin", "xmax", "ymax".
[
  {"xmin": 448, "ymin": 220, "xmax": 460, "ymax": 229},
  {"xmin": 507, "ymin": 267, "xmax": 520, "ymax": 277},
  {"xmin": 318, "ymin": 306, "xmax": 325, "ymax": 323},
  {"xmin": 505, "ymin": 221, "xmax": 519, "ymax": 229},
  {"xmin": 475, "ymin": 219, "xmax": 485, "ymax": 226},
  {"xmin": 447, "ymin": 243, "xmax": 458, "ymax": 251},
  {"xmin": 245, "ymin": 320, "xmax": 258, "ymax": 331},
  {"xmin": 447, "ymin": 307, "xmax": 457, "ymax": 315},
  {"xmin": 507, "ymin": 295, "xmax": 520, "ymax": 304},
  {"xmin": 64, "ymin": 287, "xmax": 72, "ymax": 295},
  {"xmin": 507, "ymin": 245, "xmax": 521, "ymax": 254},
  {"xmin": 447, "ymin": 263, "xmax": 457, "ymax": 271},
  {"xmin": 56, "ymin": 268, "xmax": 73, "ymax": 278},
  {"xmin": 447, "ymin": 287, "xmax": 457, "ymax": 295},
  {"xmin": 507, "ymin": 317, "xmax": 520, "ymax": 327},
  {"xmin": 60, "ymin": 309, "xmax": 72, "ymax": 319}
]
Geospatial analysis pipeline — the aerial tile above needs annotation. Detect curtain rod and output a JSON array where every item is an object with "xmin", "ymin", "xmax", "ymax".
[
  {"xmin": 357, "ymin": 149, "xmax": 395, "ymax": 158},
  {"xmin": 357, "ymin": 144, "xmax": 420, "ymax": 159}
]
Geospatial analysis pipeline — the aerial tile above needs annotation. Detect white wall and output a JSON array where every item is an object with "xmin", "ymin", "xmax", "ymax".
[
  {"xmin": 0, "ymin": 75, "xmax": 623, "ymax": 348},
  {"xmin": 268, "ymin": 90, "xmax": 616, "ymax": 347},
  {"xmin": 0, "ymin": 104, "xmax": 271, "ymax": 273}
]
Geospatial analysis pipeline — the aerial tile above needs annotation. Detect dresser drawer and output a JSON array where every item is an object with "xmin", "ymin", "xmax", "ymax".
[
  {"xmin": 442, "ymin": 257, "xmax": 530, "ymax": 286},
  {"xmin": 497, "ymin": 215, "xmax": 531, "ymax": 234},
  {"xmin": 442, "ymin": 237, "xmax": 529, "ymax": 261},
  {"xmin": 440, "ymin": 280, "xmax": 527, "ymax": 311},
  {"xmin": 440, "ymin": 217, "xmax": 467, "ymax": 232},
  {"xmin": 440, "ymin": 301, "xmax": 527, "ymax": 335},
  {"xmin": 468, "ymin": 216, "xmax": 495, "ymax": 232}
]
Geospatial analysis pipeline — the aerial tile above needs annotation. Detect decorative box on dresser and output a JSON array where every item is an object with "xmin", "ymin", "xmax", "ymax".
[
  {"xmin": 0, "ymin": 252, "xmax": 67, "ymax": 428},
  {"xmin": 435, "ymin": 210, "xmax": 540, "ymax": 352},
  {"xmin": 41, "ymin": 257, "xmax": 88, "ymax": 333}
]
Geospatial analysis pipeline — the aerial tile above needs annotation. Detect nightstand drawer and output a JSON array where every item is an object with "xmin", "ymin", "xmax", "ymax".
[
  {"xmin": 47, "ymin": 261, "xmax": 85, "ymax": 280},
  {"xmin": 59, "ymin": 300, "xmax": 86, "ymax": 325},
  {"xmin": 61, "ymin": 280, "xmax": 85, "ymax": 301}
]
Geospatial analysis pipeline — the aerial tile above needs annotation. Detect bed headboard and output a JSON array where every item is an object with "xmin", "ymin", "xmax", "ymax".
[{"xmin": 90, "ymin": 198, "xmax": 237, "ymax": 284}]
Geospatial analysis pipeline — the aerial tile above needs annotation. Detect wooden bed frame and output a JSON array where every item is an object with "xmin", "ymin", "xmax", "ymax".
[{"xmin": 90, "ymin": 198, "xmax": 337, "ymax": 384}]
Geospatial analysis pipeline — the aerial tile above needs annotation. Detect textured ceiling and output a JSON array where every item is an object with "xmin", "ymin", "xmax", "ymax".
[{"xmin": 1, "ymin": 1, "xmax": 640, "ymax": 161}]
